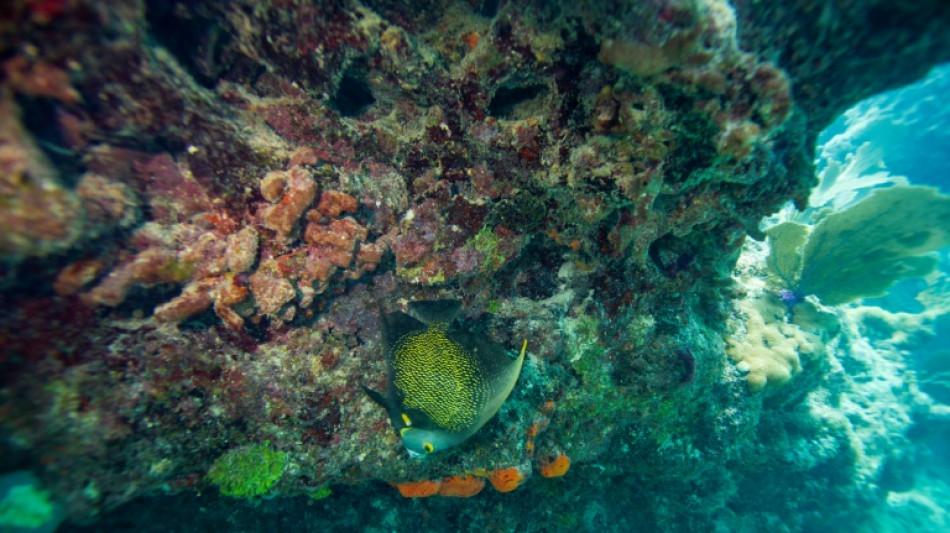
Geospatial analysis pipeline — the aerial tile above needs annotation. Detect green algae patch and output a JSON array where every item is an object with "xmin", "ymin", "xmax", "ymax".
[
  {"xmin": 208, "ymin": 443, "xmax": 287, "ymax": 498},
  {"xmin": 156, "ymin": 256, "xmax": 197, "ymax": 284},
  {"xmin": 470, "ymin": 226, "xmax": 507, "ymax": 271},
  {"xmin": 562, "ymin": 315, "xmax": 633, "ymax": 420},
  {"xmin": 0, "ymin": 482, "xmax": 56, "ymax": 529},
  {"xmin": 309, "ymin": 487, "xmax": 333, "ymax": 500},
  {"xmin": 561, "ymin": 313, "xmax": 687, "ymax": 447},
  {"xmin": 395, "ymin": 264, "xmax": 447, "ymax": 285}
]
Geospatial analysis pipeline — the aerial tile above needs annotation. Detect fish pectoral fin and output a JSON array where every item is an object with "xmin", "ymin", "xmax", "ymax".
[
  {"xmin": 362, "ymin": 386, "xmax": 388, "ymax": 409},
  {"xmin": 363, "ymin": 386, "xmax": 407, "ymax": 435}
]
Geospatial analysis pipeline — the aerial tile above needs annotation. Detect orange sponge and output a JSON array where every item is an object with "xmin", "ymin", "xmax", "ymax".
[
  {"xmin": 438, "ymin": 475, "xmax": 486, "ymax": 498},
  {"xmin": 538, "ymin": 453, "xmax": 571, "ymax": 478},
  {"xmin": 488, "ymin": 467, "xmax": 524, "ymax": 493},
  {"xmin": 392, "ymin": 479, "xmax": 441, "ymax": 498}
]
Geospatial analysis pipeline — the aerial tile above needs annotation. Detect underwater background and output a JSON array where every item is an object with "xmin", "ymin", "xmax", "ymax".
[{"xmin": 1, "ymin": 1, "xmax": 949, "ymax": 532}]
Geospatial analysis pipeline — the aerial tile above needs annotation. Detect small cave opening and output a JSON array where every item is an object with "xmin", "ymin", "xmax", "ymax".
[
  {"xmin": 488, "ymin": 82, "xmax": 547, "ymax": 119},
  {"xmin": 648, "ymin": 233, "xmax": 699, "ymax": 280},
  {"xmin": 13, "ymin": 94, "xmax": 83, "ymax": 186},
  {"xmin": 476, "ymin": 0, "xmax": 500, "ymax": 18},
  {"xmin": 494, "ymin": 235, "xmax": 564, "ymax": 300},
  {"xmin": 144, "ymin": 0, "xmax": 225, "ymax": 88},
  {"xmin": 330, "ymin": 72, "xmax": 376, "ymax": 118}
]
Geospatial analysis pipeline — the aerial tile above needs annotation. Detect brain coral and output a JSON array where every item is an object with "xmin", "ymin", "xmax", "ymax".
[{"xmin": 725, "ymin": 297, "xmax": 826, "ymax": 392}]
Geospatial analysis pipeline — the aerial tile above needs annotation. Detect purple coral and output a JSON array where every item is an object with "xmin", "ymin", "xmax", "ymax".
[{"xmin": 778, "ymin": 289, "xmax": 802, "ymax": 307}]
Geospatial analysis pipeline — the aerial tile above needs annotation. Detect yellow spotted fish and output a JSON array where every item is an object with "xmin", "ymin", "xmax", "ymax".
[{"xmin": 364, "ymin": 300, "xmax": 527, "ymax": 457}]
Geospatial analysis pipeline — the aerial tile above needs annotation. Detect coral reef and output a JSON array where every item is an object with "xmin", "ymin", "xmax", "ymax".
[{"xmin": 0, "ymin": 0, "xmax": 948, "ymax": 531}]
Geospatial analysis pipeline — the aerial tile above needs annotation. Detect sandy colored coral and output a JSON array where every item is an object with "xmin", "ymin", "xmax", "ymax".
[
  {"xmin": 725, "ymin": 297, "xmax": 825, "ymax": 392},
  {"xmin": 315, "ymin": 190, "xmax": 359, "ymax": 219},
  {"xmin": 356, "ymin": 242, "xmax": 384, "ymax": 266},
  {"xmin": 305, "ymin": 218, "xmax": 367, "ymax": 251},
  {"xmin": 598, "ymin": 26, "xmax": 703, "ymax": 78},
  {"xmin": 226, "ymin": 227, "xmax": 259, "ymax": 273},
  {"xmin": 53, "ymin": 260, "xmax": 105, "ymax": 297},
  {"xmin": 81, "ymin": 248, "xmax": 186, "ymax": 307},
  {"xmin": 262, "ymin": 166, "xmax": 317, "ymax": 237},
  {"xmin": 75, "ymin": 173, "xmax": 138, "ymax": 230},
  {"xmin": 717, "ymin": 120, "xmax": 762, "ymax": 159},
  {"xmin": 2, "ymin": 55, "xmax": 80, "ymax": 104},
  {"xmin": 248, "ymin": 263, "xmax": 297, "ymax": 316},
  {"xmin": 260, "ymin": 170, "xmax": 287, "ymax": 203},
  {"xmin": 154, "ymin": 279, "xmax": 215, "ymax": 323}
]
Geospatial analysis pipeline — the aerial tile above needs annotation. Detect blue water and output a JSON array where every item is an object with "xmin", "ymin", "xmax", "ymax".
[
  {"xmin": 818, "ymin": 63, "xmax": 950, "ymax": 532},
  {"xmin": 817, "ymin": 63, "xmax": 950, "ymax": 196}
]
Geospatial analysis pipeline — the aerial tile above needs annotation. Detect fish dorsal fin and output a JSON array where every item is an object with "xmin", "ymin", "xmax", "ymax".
[
  {"xmin": 381, "ymin": 311, "xmax": 426, "ymax": 348},
  {"xmin": 363, "ymin": 385, "xmax": 405, "ymax": 434},
  {"xmin": 409, "ymin": 299, "xmax": 461, "ymax": 326}
]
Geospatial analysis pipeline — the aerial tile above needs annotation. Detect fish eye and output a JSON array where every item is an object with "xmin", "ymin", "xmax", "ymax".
[{"xmin": 423, "ymin": 442, "xmax": 434, "ymax": 453}]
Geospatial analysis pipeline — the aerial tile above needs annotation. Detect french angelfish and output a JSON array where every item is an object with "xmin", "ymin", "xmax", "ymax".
[{"xmin": 363, "ymin": 300, "xmax": 527, "ymax": 457}]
